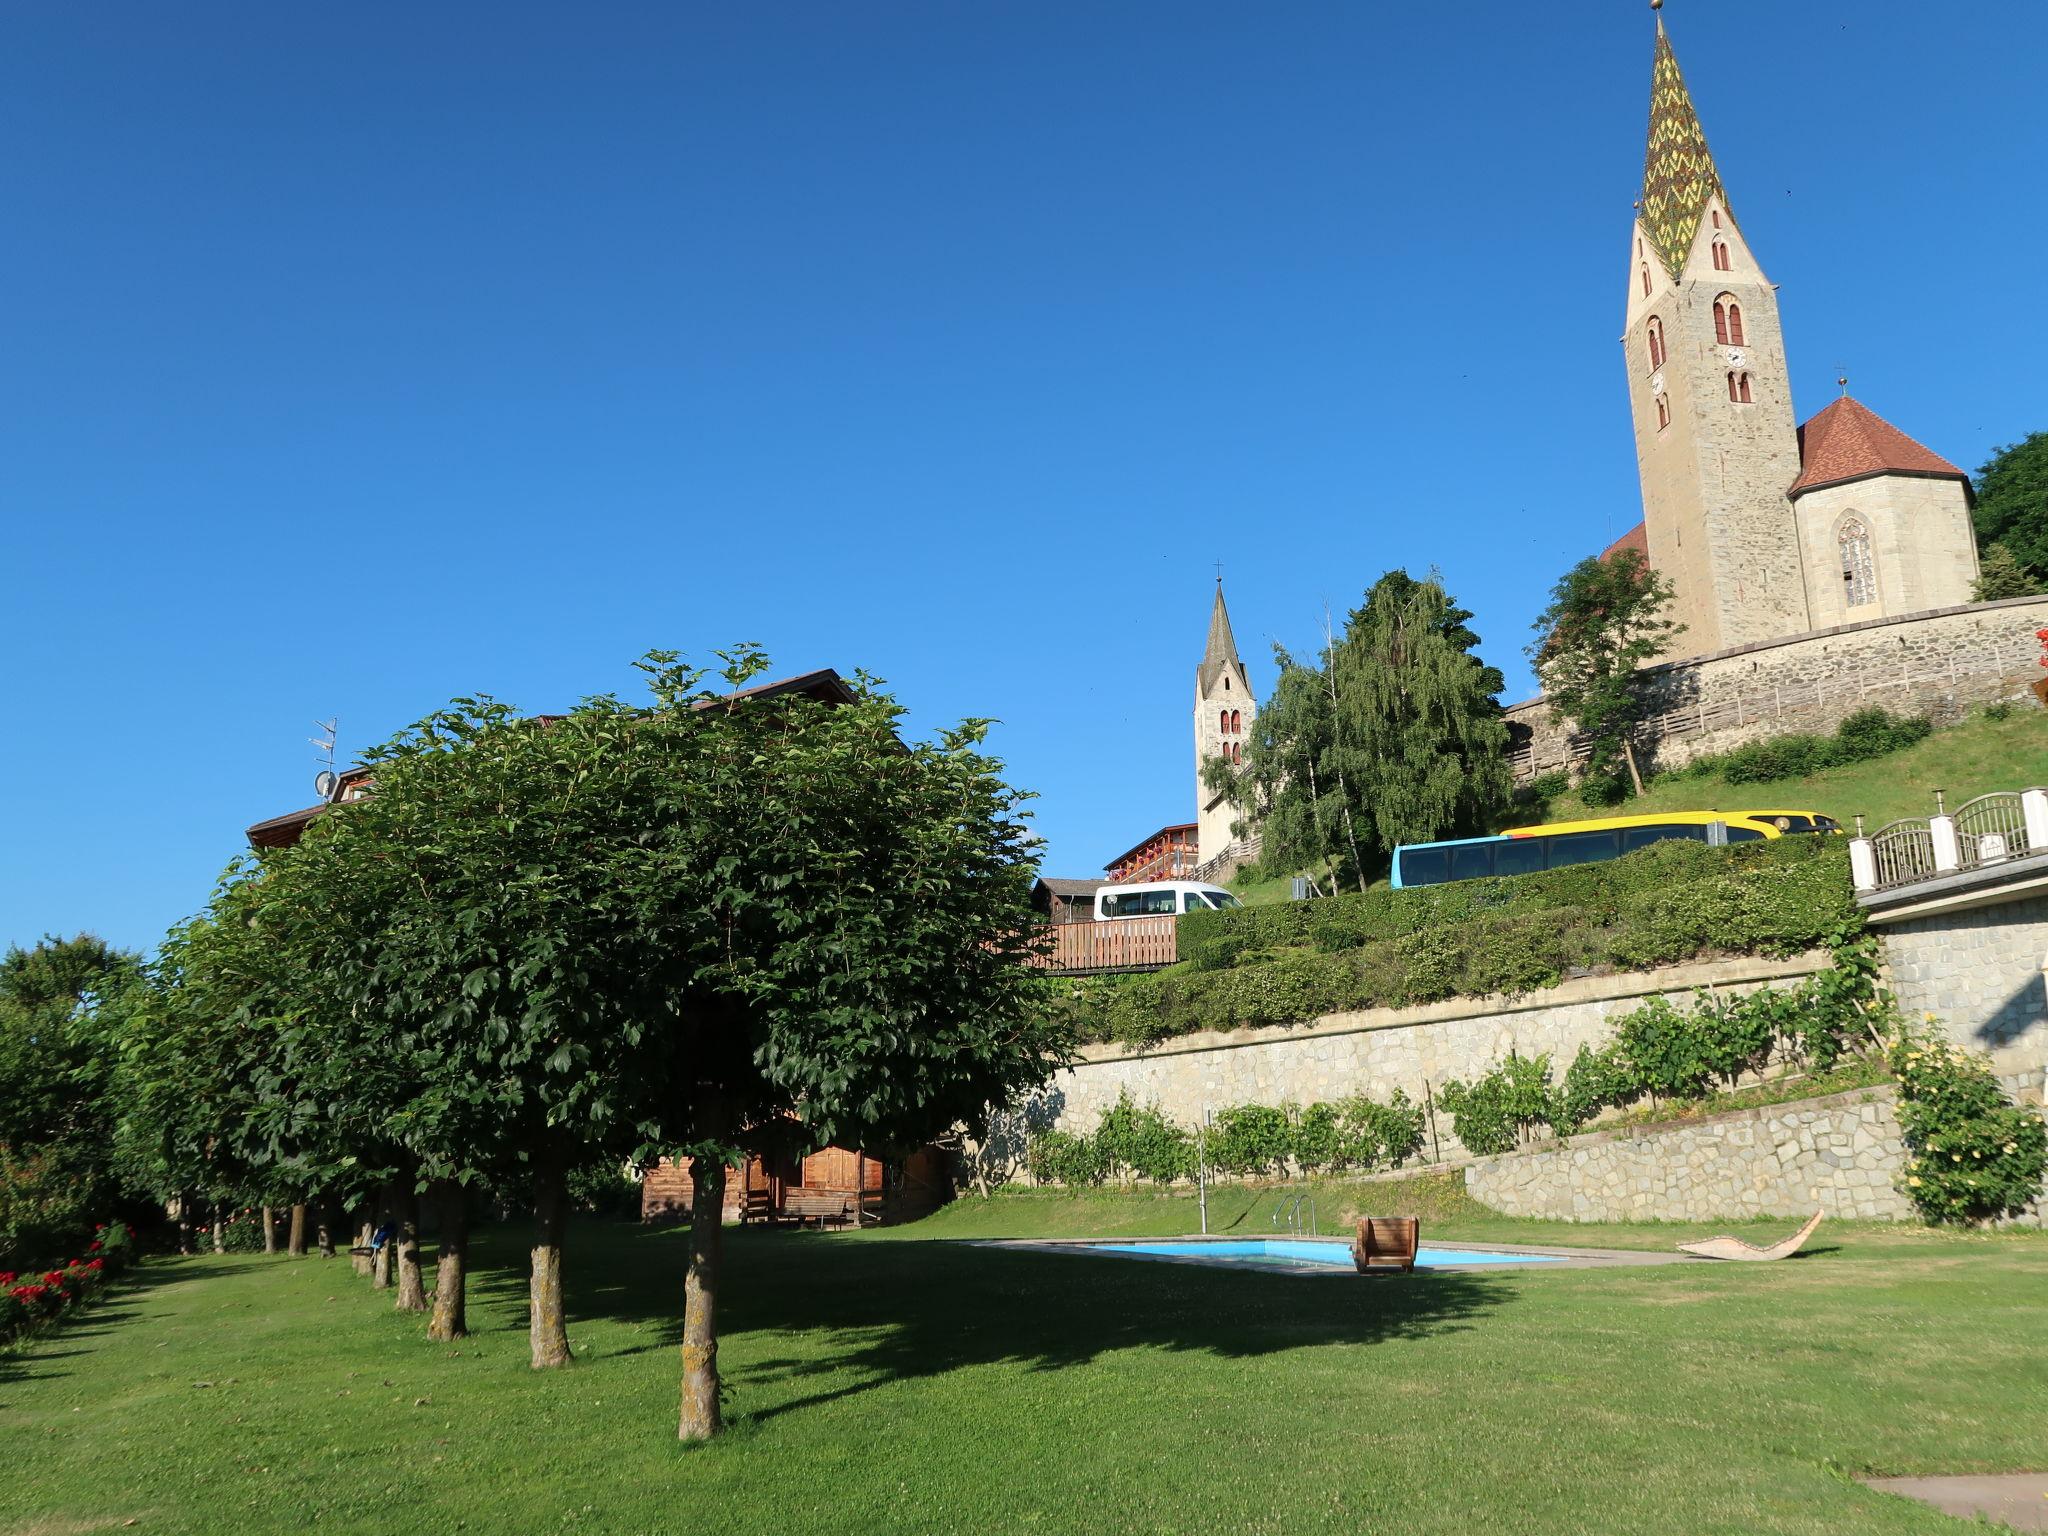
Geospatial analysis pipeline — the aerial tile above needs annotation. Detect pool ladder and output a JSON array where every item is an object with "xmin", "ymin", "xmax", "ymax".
[{"xmin": 1272, "ymin": 1190, "xmax": 1317, "ymax": 1236}]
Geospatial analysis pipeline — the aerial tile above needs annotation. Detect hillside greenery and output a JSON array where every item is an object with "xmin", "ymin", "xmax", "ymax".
[{"xmin": 1059, "ymin": 836, "xmax": 1857, "ymax": 1047}]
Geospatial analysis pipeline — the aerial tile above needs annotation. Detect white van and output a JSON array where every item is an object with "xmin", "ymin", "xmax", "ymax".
[{"xmin": 1093, "ymin": 881, "xmax": 1242, "ymax": 921}]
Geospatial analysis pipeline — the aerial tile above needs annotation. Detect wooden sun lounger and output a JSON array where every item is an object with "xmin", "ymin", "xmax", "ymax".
[
  {"xmin": 1352, "ymin": 1217, "xmax": 1419, "ymax": 1275},
  {"xmin": 1677, "ymin": 1209, "xmax": 1824, "ymax": 1262}
]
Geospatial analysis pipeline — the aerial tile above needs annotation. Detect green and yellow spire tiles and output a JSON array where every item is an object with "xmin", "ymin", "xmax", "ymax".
[{"xmin": 1640, "ymin": 20, "xmax": 1727, "ymax": 279}]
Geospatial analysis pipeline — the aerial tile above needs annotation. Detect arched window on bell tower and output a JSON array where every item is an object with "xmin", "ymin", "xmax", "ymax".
[
  {"xmin": 1655, "ymin": 394, "xmax": 1670, "ymax": 430},
  {"xmin": 1839, "ymin": 518, "xmax": 1877, "ymax": 607},
  {"xmin": 1713, "ymin": 296, "xmax": 1745, "ymax": 347},
  {"xmin": 1640, "ymin": 265, "xmax": 1651, "ymax": 297},
  {"xmin": 1646, "ymin": 316, "xmax": 1665, "ymax": 370},
  {"xmin": 1711, "ymin": 239, "xmax": 1731, "ymax": 271}
]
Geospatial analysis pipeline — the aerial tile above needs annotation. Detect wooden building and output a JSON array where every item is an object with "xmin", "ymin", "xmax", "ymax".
[
  {"xmin": 641, "ymin": 1144, "xmax": 951, "ymax": 1228},
  {"xmin": 1103, "ymin": 823, "xmax": 1199, "ymax": 884}
]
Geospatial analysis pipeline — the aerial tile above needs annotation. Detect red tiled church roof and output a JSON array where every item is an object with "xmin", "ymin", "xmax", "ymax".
[
  {"xmin": 1789, "ymin": 396, "xmax": 1968, "ymax": 499},
  {"xmin": 1601, "ymin": 522, "xmax": 1649, "ymax": 563}
]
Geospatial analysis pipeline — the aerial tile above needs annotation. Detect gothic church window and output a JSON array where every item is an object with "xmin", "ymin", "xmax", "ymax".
[
  {"xmin": 1839, "ymin": 518, "xmax": 1877, "ymax": 607},
  {"xmin": 1713, "ymin": 297, "xmax": 1744, "ymax": 347},
  {"xmin": 1230, "ymin": 709, "xmax": 1242, "ymax": 734},
  {"xmin": 1220, "ymin": 709, "xmax": 1229, "ymax": 734},
  {"xmin": 1711, "ymin": 239, "xmax": 1730, "ymax": 271},
  {"xmin": 1647, "ymin": 316, "xmax": 1665, "ymax": 370},
  {"xmin": 1640, "ymin": 266, "xmax": 1651, "ymax": 297},
  {"xmin": 1727, "ymin": 372, "xmax": 1752, "ymax": 403},
  {"xmin": 1656, "ymin": 394, "xmax": 1670, "ymax": 430}
]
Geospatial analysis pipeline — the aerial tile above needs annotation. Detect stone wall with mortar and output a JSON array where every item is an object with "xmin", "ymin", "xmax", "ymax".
[
  {"xmin": 1505, "ymin": 595, "xmax": 2048, "ymax": 782},
  {"xmin": 1880, "ymin": 893, "xmax": 2048, "ymax": 1078},
  {"xmin": 1463, "ymin": 1086, "xmax": 1912, "ymax": 1222},
  {"xmin": 1039, "ymin": 952, "xmax": 1829, "ymax": 1156}
]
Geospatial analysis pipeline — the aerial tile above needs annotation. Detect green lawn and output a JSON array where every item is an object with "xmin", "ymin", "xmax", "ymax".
[{"xmin": 5, "ymin": 1203, "xmax": 2045, "ymax": 1535}]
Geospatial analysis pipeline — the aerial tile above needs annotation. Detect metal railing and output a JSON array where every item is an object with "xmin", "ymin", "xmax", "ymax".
[
  {"xmin": 1954, "ymin": 791, "xmax": 2031, "ymax": 871},
  {"xmin": 1868, "ymin": 818, "xmax": 1936, "ymax": 891},
  {"xmin": 1858, "ymin": 786, "xmax": 2048, "ymax": 896},
  {"xmin": 1271, "ymin": 1189, "xmax": 1317, "ymax": 1236}
]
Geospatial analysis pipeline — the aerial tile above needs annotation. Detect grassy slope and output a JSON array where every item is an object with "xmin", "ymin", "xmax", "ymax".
[
  {"xmin": 1539, "ymin": 708, "xmax": 2048, "ymax": 835},
  {"xmin": 1231, "ymin": 708, "xmax": 2048, "ymax": 904},
  {"xmin": 5, "ymin": 1214, "xmax": 2045, "ymax": 1536}
]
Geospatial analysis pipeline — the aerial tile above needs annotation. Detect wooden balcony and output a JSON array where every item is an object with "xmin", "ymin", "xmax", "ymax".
[{"xmin": 1026, "ymin": 915, "xmax": 1178, "ymax": 975}]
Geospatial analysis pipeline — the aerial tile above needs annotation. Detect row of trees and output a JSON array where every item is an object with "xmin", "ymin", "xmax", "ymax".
[
  {"xmin": 4, "ymin": 649, "xmax": 1068, "ymax": 1440},
  {"xmin": 1210, "ymin": 558, "xmax": 1679, "ymax": 887}
]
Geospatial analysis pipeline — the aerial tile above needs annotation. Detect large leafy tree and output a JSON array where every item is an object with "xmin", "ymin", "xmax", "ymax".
[
  {"xmin": 1214, "ymin": 572, "xmax": 1512, "ymax": 888},
  {"xmin": 1330, "ymin": 571, "xmax": 1512, "ymax": 856},
  {"xmin": 1971, "ymin": 432, "xmax": 2048, "ymax": 579},
  {"xmin": 1529, "ymin": 548, "xmax": 1683, "ymax": 798},
  {"xmin": 1211, "ymin": 650, "xmax": 1353, "ymax": 893}
]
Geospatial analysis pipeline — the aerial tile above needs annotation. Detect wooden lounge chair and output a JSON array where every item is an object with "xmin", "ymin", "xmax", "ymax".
[
  {"xmin": 1352, "ymin": 1217, "xmax": 1420, "ymax": 1275},
  {"xmin": 1677, "ymin": 1209, "xmax": 1824, "ymax": 1262}
]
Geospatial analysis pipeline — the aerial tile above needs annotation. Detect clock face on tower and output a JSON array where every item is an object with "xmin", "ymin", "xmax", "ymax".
[
  {"xmin": 1649, "ymin": 371, "xmax": 1666, "ymax": 394},
  {"xmin": 1726, "ymin": 348, "xmax": 1747, "ymax": 367}
]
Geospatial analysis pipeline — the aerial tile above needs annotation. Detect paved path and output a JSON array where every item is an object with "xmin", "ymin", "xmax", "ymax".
[{"xmin": 1864, "ymin": 1474, "xmax": 2048, "ymax": 1531}]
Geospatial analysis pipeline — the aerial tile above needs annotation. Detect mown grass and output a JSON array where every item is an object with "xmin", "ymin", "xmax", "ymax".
[
  {"xmin": 1539, "ymin": 705, "xmax": 2048, "ymax": 832},
  {"xmin": 4, "ymin": 1205, "xmax": 2044, "ymax": 1535}
]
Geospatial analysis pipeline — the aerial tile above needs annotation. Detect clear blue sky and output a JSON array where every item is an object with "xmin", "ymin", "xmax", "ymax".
[{"xmin": 6, "ymin": 2, "xmax": 2044, "ymax": 955}]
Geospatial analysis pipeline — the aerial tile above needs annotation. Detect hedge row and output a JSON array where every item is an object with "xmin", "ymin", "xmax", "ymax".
[
  {"xmin": 1059, "ymin": 838, "xmax": 1858, "ymax": 1047},
  {"xmin": 1025, "ymin": 1090, "xmax": 1426, "ymax": 1186}
]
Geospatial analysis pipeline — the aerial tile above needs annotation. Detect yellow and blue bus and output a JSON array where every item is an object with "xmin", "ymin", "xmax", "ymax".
[{"xmin": 1390, "ymin": 810, "xmax": 1842, "ymax": 889}]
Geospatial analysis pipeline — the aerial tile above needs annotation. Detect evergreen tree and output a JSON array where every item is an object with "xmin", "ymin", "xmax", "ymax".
[
  {"xmin": 1331, "ymin": 571, "xmax": 1513, "ymax": 859},
  {"xmin": 1972, "ymin": 542, "xmax": 2043, "ymax": 602},
  {"xmin": 1529, "ymin": 549, "xmax": 1683, "ymax": 798},
  {"xmin": 1971, "ymin": 432, "xmax": 2048, "ymax": 577},
  {"xmin": 1215, "ymin": 571, "xmax": 1512, "ymax": 888},
  {"xmin": 1209, "ymin": 649, "xmax": 1353, "ymax": 893}
]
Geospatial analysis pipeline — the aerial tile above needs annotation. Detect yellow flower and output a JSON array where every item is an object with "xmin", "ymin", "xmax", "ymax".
[{"xmin": 1907, "ymin": 1176, "xmax": 1922, "ymax": 1187}]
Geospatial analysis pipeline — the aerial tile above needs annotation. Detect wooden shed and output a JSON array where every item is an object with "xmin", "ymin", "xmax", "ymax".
[{"xmin": 641, "ymin": 1142, "xmax": 950, "ymax": 1228}]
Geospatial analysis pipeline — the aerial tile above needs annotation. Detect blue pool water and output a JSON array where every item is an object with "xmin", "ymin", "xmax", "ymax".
[{"xmin": 1085, "ymin": 1239, "xmax": 1562, "ymax": 1270}]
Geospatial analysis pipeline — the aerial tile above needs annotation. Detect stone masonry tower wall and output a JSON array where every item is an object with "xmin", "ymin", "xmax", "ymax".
[
  {"xmin": 1194, "ymin": 584, "xmax": 1253, "ymax": 867},
  {"xmin": 1625, "ymin": 23, "xmax": 1810, "ymax": 657}
]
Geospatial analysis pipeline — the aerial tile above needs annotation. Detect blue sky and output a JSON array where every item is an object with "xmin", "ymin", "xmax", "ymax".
[{"xmin": 6, "ymin": 2, "xmax": 2044, "ymax": 955}]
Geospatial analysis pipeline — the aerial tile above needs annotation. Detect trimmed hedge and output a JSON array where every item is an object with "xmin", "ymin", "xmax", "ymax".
[{"xmin": 1062, "ymin": 837, "xmax": 1857, "ymax": 1047}]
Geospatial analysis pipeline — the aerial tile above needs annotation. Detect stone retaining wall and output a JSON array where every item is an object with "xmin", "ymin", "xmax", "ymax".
[
  {"xmin": 1462, "ymin": 1086, "xmax": 1913, "ymax": 1222},
  {"xmin": 1040, "ymin": 952, "xmax": 1828, "ymax": 1155},
  {"xmin": 1505, "ymin": 595, "xmax": 2048, "ymax": 781},
  {"xmin": 1880, "ymin": 892, "xmax": 2048, "ymax": 1078}
]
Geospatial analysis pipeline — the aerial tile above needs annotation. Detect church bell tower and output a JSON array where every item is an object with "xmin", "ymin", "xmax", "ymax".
[
  {"xmin": 1194, "ymin": 582, "xmax": 1252, "ymax": 867},
  {"xmin": 1624, "ymin": 16, "xmax": 1811, "ymax": 654}
]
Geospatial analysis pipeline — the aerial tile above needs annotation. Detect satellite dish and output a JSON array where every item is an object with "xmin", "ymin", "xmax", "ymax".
[{"xmin": 314, "ymin": 770, "xmax": 339, "ymax": 801}]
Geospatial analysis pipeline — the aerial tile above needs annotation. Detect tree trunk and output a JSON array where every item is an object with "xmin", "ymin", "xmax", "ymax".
[
  {"xmin": 262, "ymin": 1206, "xmax": 277, "ymax": 1254},
  {"xmin": 177, "ymin": 1192, "xmax": 195, "ymax": 1255},
  {"xmin": 287, "ymin": 1203, "xmax": 308, "ymax": 1257},
  {"xmin": 529, "ymin": 1157, "xmax": 573, "ymax": 1369},
  {"xmin": 371, "ymin": 1190, "xmax": 393, "ymax": 1289},
  {"xmin": 316, "ymin": 1201, "xmax": 336, "ymax": 1259},
  {"xmin": 393, "ymin": 1183, "xmax": 428, "ymax": 1313},
  {"xmin": 428, "ymin": 1181, "xmax": 468, "ymax": 1341},
  {"xmin": 1621, "ymin": 734, "xmax": 1646, "ymax": 798},
  {"xmin": 211, "ymin": 1204, "xmax": 225, "ymax": 1254},
  {"xmin": 351, "ymin": 1217, "xmax": 373, "ymax": 1276},
  {"xmin": 679, "ymin": 1155, "xmax": 728, "ymax": 1441}
]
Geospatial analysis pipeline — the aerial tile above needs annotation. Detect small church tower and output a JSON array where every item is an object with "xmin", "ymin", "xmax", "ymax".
[
  {"xmin": 1624, "ymin": 17, "xmax": 1812, "ymax": 654},
  {"xmin": 1194, "ymin": 582, "xmax": 1253, "ymax": 867}
]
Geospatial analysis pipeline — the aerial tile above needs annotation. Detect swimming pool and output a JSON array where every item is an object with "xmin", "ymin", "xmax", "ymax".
[{"xmin": 1083, "ymin": 1239, "xmax": 1564, "ymax": 1271}]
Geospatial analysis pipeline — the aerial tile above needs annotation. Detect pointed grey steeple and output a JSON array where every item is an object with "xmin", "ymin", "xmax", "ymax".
[{"xmin": 1197, "ymin": 583, "xmax": 1242, "ymax": 695}]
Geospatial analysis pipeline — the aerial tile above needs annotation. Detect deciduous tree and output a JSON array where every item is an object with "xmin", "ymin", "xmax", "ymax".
[{"xmin": 1529, "ymin": 549, "xmax": 1683, "ymax": 798}]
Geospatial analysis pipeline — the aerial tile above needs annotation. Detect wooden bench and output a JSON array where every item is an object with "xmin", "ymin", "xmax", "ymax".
[
  {"xmin": 740, "ymin": 1186, "xmax": 778, "ymax": 1225},
  {"xmin": 782, "ymin": 1189, "xmax": 859, "ymax": 1229},
  {"xmin": 1352, "ymin": 1217, "xmax": 1419, "ymax": 1275}
]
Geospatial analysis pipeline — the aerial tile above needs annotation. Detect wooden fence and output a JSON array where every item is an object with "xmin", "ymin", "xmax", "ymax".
[{"xmin": 1028, "ymin": 916, "xmax": 1178, "ymax": 974}]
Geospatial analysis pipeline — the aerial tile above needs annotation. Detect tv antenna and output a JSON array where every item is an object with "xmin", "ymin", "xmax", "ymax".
[{"xmin": 311, "ymin": 717, "xmax": 339, "ymax": 801}]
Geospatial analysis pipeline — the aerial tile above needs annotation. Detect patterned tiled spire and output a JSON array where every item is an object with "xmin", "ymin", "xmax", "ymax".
[{"xmin": 1640, "ymin": 19, "xmax": 1727, "ymax": 279}]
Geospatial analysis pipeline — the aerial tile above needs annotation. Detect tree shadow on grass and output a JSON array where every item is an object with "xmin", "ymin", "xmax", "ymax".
[
  {"xmin": 0, "ymin": 1256, "xmax": 247, "ymax": 1397},
  {"xmin": 466, "ymin": 1221, "xmax": 1515, "ymax": 1428}
]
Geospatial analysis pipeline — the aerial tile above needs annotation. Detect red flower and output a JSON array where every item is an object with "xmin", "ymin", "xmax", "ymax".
[
  {"xmin": 87, "ymin": 1241, "xmax": 102, "ymax": 1253},
  {"xmin": 94, "ymin": 1223, "xmax": 105, "ymax": 1232},
  {"xmin": 86, "ymin": 1258, "xmax": 104, "ymax": 1271},
  {"xmin": 0, "ymin": 1272, "xmax": 15, "ymax": 1286}
]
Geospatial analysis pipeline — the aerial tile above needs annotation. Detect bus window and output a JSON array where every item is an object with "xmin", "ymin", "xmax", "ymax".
[
  {"xmin": 1768, "ymin": 815, "xmax": 1817, "ymax": 833},
  {"xmin": 1141, "ymin": 890, "xmax": 1178, "ymax": 915},
  {"xmin": 1544, "ymin": 830, "xmax": 1623, "ymax": 869},
  {"xmin": 1493, "ymin": 839, "xmax": 1546, "ymax": 878},
  {"xmin": 1447, "ymin": 843, "xmax": 1495, "ymax": 882},
  {"xmin": 1399, "ymin": 847, "xmax": 1452, "ymax": 887},
  {"xmin": 1724, "ymin": 826, "xmax": 1766, "ymax": 843},
  {"xmin": 1100, "ymin": 893, "xmax": 1144, "ymax": 918},
  {"xmin": 1621, "ymin": 823, "xmax": 1708, "ymax": 853}
]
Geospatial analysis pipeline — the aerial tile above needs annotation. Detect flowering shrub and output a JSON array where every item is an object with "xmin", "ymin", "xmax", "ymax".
[
  {"xmin": 1890, "ymin": 1025, "xmax": 2048, "ymax": 1224},
  {"xmin": 0, "ymin": 1217, "xmax": 140, "ymax": 1345}
]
